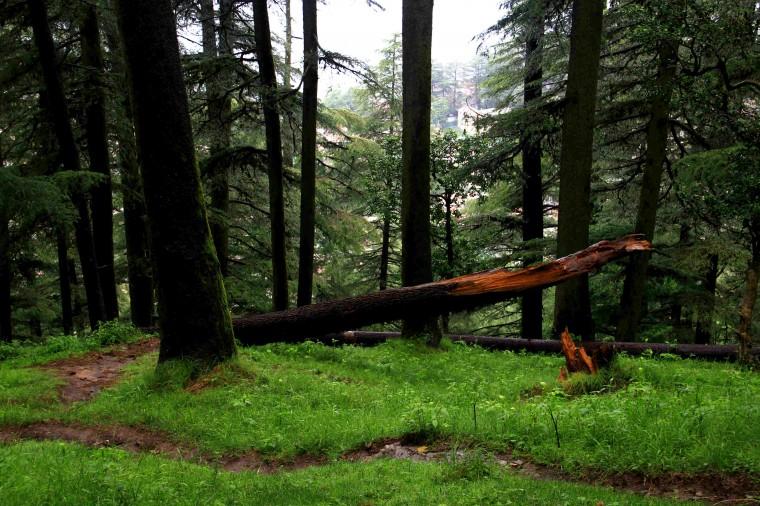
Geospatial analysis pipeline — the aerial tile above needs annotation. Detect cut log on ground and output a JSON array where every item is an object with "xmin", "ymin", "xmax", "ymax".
[
  {"xmin": 234, "ymin": 235, "xmax": 650, "ymax": 343},
  {"xmin": 250, "ymin": 330, "xmax": 758, "ymax": 362}
]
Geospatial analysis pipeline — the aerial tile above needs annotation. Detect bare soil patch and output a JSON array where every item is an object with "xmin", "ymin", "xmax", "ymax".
[{"xmin": 40, "ymin": 338, "xmax": 159, "ymax": 403}]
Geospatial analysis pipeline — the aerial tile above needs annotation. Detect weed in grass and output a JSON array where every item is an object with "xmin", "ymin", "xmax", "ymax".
[
  {"xmin": 443, "ymin": 445, "xmax": 500, "ymax": 481},
  {"xmin": 560, "ymin": 358, "xmax": 636, "ymax": 396}
]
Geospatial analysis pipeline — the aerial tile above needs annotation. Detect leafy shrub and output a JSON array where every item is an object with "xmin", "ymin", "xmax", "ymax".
[
  {"xmin": 91, "ymin": 321, "xmax": 143, "ymax": 346},
  {"xmin": 443, "ymin": 446, "xmax": 500, "ymax": 481}
]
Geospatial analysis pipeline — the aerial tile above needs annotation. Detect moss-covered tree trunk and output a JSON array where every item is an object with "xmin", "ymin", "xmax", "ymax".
[
  {"xmin": 616, "ymin": 33, "xmax": 678, "ymax": 341},
  {"xmin": 401, "ymin": 0, "xmax": 437, "ymax": 343},
  {"xmin": 379, "ymin": 210, "xmax": 391, "ymax": 291},
  {"xmin": 79, "ymin": 4, "xmax": 119, "ymax": 321},
  {"xmin": 103, "ymin": 8, "xmax": 154, "ymax": 327},
  {"xmin": 297, "ymin": 0, "xmax": 318, "ymax": 307},
  {"xmin": 552, "ymin": 0, "xmax": 603, "ymax": 340},
  {"xmin": 520, "ymin": 0, "xmax": 545, "ymax": 340},
  {"xmin": 115, "ymin": 0, "xmax": 235, "ymax": 364},
  {"xmin": 252, "ymin": 0, "xmax": 289, "ymax": 311},
  {"xmin": 29, "ymin": 0, "xmax": 106, "ymax": 330}
]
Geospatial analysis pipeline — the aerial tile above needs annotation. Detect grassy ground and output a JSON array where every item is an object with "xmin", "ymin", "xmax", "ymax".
[{"xmin": 1, "ymin": 330, "xmax": 758, "ymax": 504}]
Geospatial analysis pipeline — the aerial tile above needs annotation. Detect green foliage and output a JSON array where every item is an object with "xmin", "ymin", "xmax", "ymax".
[{"xmin": 444, "ymin": 446, "xmax": 500, "ymax": 481}]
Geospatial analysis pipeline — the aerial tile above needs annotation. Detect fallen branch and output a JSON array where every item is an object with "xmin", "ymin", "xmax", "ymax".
[{"xmin": 234, "ymin": 235, "xmax": 650, "ymax": 343}]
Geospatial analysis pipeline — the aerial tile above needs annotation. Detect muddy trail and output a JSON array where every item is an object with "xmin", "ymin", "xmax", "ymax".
[
  {"xmin": 40, "ymin": 338, "xmax": 159, "ymax": 403},
  {"xmin": 0, "ymin": 422, "xmax": 757, "ymax": 504}
]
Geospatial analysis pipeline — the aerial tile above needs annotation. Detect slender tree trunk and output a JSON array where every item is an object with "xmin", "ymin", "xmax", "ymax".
[
  {"xmin": 0, "ymin": 214, "xmax": 11, "ymax": 341},
  {"xmin": 29, "ymin": 0, "xmax": 106, "ymax": 329},
  {"xmin": 695, "ymin": 253, "xmax": 718, "ymax": 344},
  {"xmin": 297, "ymin": 0, "xmax": 318, "ymax": 307},
  {"xmin": 442, "ymin": 191, "xmax": 455, "ymax": 333},
  {"xmin": 401, "ymin": 0, "xmax": 437, "ymax": 343},
  {"xmin": 252, "ymin": 0, "xmax": 289, "ymax": 310},
  {"xmin": 56, "ymin": 229, "xmax": 73, "ymax": 335},
  {"xmin": 202, "ymin": 0, "xmax": 233, "ymax": 276},
  {"xmin": 80, "ymin": 4, "xmax": 118, "ymax": 320},
  {"xmin": 737, "ymin": 220, "xmax": 760, "ymax": 365},
  {"xmin": 116, "ymin": 0, "xmax": 235, "ymax": 364},
  {"xmin": 103, "ymin": 8, "xmax": 154, "ymax": 327},
  {"xmin": 521, "ymin": 0, "xmax": 545, "ymax": 340},
  {"xmin": 379, "ymin": 211, "xmax": 391, "ymax": 291},
  {"xmin": 553, "ymin": 0, "xmax": 603, "ymax": 340},
  {"xmin": 616, "ymin": 35, "xmax": 678, "ymax": 340},
  {"xmin": 281, "ymin": 0, "xmax": 295, "ymax": 167}
]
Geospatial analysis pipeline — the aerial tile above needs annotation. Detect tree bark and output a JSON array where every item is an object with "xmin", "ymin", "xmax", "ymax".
[
  {"xmin": 553, "ymin": 0, "xmax": 603, "ymax": 340},
  {"xmin": 115, "ymin": 0, "xmax": 235, "ymax": 364},
  {"xmin": 379, "ymin": 210, "xmax": 391, "ymax": 291},
  {"xmin": 737, "ymin": 220, "xmax": 760, "ymax": 365},
  {"xmin": 520, "ymin": 0, "xmax": 545, "ymax": 340},
  {"xmin": 55, "ymin": 229, "xmax": 73, "ymax": 335},
  {"xmin": 0, "ymin": 214, "xmax": 11, "ymax": 341},
  {"xmin": 103, "ymin": 8, "xmax": 154, "ymax": 328},
  {"xmin": 252, "ymin": 0, "xmax": 289, "ymax": 311},
  {"xmin": 29, "ymin": 0, "xmax": 106, "ymax": 329},
  {"xmin": 616, "ymin": 33, "xmax": 678, "ymax": 340},
  {"xmin": 234, "ymin": 235, "xmax": 650, "ymax": 343},
  {"xmin": 694, "ymin": 253, "xmax": 718, "ymax": 344},
  {"xmin": 401, "ymin": 0, "xmax": 435, "ymax": 340},
  {"xmin": 297, "ymin": 0, "xmax": 318, "ymax": 307},
  {"xmin": 202, "ymin": 0, "xmax": 233, "ymax": 277},
  {"xmin": 80, "ymin": 4, "xmax": 118, "ymax": 321},
  {"xmin": 281, "ymin": 0, "xmax": 295, "ymax": 167}
]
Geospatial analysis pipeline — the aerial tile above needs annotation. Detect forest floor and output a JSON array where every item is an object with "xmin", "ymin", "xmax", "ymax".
[{"xmin": 0, "ymin": 329, "xmax": 758, "ymax": 505}]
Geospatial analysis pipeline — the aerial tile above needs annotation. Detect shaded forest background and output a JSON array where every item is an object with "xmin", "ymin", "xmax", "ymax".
[{"xmin": 1, "ymin": 0, "xmax": 758, "ymax": 353}]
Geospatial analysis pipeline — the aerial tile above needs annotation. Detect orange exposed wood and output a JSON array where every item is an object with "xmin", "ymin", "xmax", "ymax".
[{"xmin": 559, "ymin": 327, "xmax": 602, "ymax": 377}]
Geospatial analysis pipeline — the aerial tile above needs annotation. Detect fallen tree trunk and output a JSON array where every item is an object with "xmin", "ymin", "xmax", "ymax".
[
  {"xmin": 234, "ymin": 235, "xmax": 650, "ymax": 343},
  {"xmin": 261, "ymin": 330, "xmax": 758, "ymax": 361}
]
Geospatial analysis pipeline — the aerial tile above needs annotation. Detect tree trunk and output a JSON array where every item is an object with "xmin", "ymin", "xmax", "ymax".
[
  {"xmin": 401, "ymin": 0, "xmax": 436, "ymax": 341},
  {"xmin": 252, "ymin": 0, "xmax": 289, "ymax": 311},
  {"xmin": 234, "ymin": 235, "xmax": 649, "ymax": 343},
  {"xmin": 55, "ymin": 229, "xmax": 73, "ymax": 335},
  {"xmin": 80, "ymin": 4, "xmax": 118, "ymax": 321},
  {"xmin": 616, "ymin": 34, "xmax": 678, "ymax": 340},
  {"xmin": 202, "ymin": 0, "xmax": 233, "ymax": 277},
  {"xmin": 737, "ymin": 221, "xmax": 760, "ymax": 365},
  {"xmin": 115, "ymin": 0, "xmax": 235, "ymax": 364},
  {"xmin": 103, "ymin": 8, "xmax": 154, "ymax": 328},
  {"xmin": 521, "ymin": 0, "xmax": 545, "ymax": 340},
  {"xmin": 281, "ymin": 0, "xmax": 295, "ymax": 167},
  {"xmin": 29, "ymin": 0, "xmax": 106, "ymax": 329},
  {"xmin": 297, "ymin": 0, "xmax": 318, "ymax": 307},
  {"xmin": 553, "ymin": 0, "xmax": 603, "ymax": 340},
  {"xmin": 695, "ymin": 253, "xmax": 718, "ymax": 344},
  {"xmin": 0, "ymin": 214, "xmax": 11, "ymax": 341},
  {"xmin": 379, "ymin": 211, "xmax": 391, "ymax": 291}
]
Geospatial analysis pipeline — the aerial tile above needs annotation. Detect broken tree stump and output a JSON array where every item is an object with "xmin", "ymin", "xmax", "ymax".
[{"xmin": 234, "ymin": 235, "xmax": 651, "ymax": 344}]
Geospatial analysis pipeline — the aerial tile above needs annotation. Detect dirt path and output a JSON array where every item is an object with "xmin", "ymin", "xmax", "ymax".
[
  {"xmin": 40, "ymin": 339, "xmax": 159, "ymax": 403},
  {"xmin": 0, "ymin": 422, "xmax": 756, "ymax": 504}
]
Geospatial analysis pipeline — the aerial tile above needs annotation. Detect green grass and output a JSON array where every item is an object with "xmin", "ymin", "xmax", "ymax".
[
  {"xmin": 30, "ymin": 339, "xmax": 758, "ymax": 474},
  {"xmin": 0, "ymin": 440, "xmax": 684, "ymax": 505}
]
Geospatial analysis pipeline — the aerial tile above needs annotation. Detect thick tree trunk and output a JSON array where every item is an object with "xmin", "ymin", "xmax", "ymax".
[
  {"xmin": 103, "ymin": 10, "xmax": 154, "ymax": 328},
  {"xmin": 0, "ymin": 215, "xmax": 11, "ymax": 341},
  {"xmin": 80, "ymin": 4, "xmax": 118, "ymax": 320},
  {"xmin": 234, "ymin": 236, "xmax": 649, "ymax": 343},
  {"xmin": 379, "ymin": 211, "xmax": 391, "ymax": 291},
  {"xmin": 252, "ymin": 0, "xmax": 289, "ymax": 310},
  {"xmin": 202, "ymin": 0, "xmax": 233, "ymax": 277},
  {"xmin": 116, "ymin": 0, "xmax": 235, "ymax": 364},
  {"xmin": 401, "ymin": 0, "xmax": 435, "ymax": 340},
  {"xmin": 737, "ymin": 222, "xmax": 760, "ymax": 365},
  {"xmin": 616, "ymin": 36, "xmax": 678, "ymax": 340},
  {"xmin": 695, "ymin": 253, "xmax": 718, "ymax": 344},
  {"xmin": 553, "ymin": 0, "xmax": 603, "ymax": 340},
  {"xmin": 520, "ymin": 0, "xmax": 545, "ymax": 340},
  {"xmin": 55, "ymin": 229, "xmax": 73, "ymax": 335},
  {"xmin": 297, "ymin": 0, "xmax": 318, "ymax": 307},
  {"xmin": 29, "ymin": 0, "xmax": 106, "ymax": 329}
]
